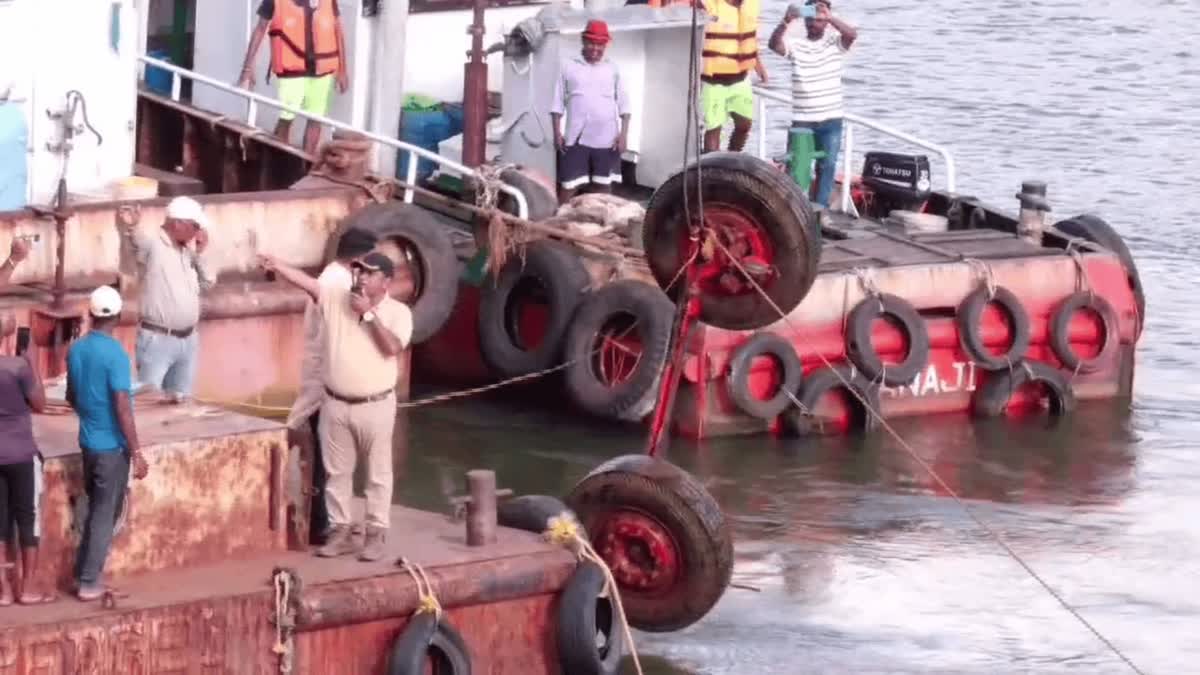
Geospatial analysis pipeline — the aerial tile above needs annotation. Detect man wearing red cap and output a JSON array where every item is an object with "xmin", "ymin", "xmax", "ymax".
[{"xmin": 550, "ymin": 20, "xmax": 632, "ymax": 203}]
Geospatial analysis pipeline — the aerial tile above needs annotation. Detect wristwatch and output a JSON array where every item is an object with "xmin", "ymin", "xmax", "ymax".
[{"xmin": 362, "ymin": 310, "xmax": 376, "ymax": 323}]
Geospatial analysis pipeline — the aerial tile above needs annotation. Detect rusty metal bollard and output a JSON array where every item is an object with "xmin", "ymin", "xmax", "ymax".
[{"xmin": 465, "ymin": 470, "xmax": 497, "ymax": 546}]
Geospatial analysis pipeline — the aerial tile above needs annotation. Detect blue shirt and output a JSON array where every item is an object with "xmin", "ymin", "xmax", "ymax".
[{"xmin": 66, "ymin": 331, "xmax": 133, "ymax": 452}]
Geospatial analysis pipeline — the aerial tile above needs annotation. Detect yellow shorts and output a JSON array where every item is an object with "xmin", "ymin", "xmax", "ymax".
[{"xmin": 277, "ymin": 75, "xmax": 335, "ymax": 121}]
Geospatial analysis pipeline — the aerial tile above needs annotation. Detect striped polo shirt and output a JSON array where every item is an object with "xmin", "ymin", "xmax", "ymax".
[{"xmin": 784, "ymin": 29, "xmax": 849, "ymax": 123}]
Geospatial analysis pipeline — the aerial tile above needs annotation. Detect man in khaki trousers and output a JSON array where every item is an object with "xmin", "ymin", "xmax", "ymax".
[{"xmin": 259, "ymin": 251, "xmax": 412, "ymax": 562}]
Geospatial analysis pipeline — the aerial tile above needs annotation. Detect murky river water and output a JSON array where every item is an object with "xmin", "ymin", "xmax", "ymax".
[{"xmin": 395, "ymin": 1, "xmax": 1200, "ymax": 672}]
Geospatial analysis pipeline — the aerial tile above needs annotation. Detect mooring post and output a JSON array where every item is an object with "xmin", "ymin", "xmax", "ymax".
[{"xmin": 465, "ymin": 470, "xmax": 497, "ymax": 546}]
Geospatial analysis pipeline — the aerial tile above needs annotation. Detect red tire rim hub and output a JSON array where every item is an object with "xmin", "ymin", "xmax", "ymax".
[
  {"xmin": 595, "ymin": 510, "xmax": 681, "ymax": 593},
  {"xmin": 688, "ymin": 203, "xmax": 777, "ymax": 297}
]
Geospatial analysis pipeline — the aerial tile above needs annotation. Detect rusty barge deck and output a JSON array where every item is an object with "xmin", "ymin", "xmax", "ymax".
[{"xmin": 2, "ymin": 404, "xmax": 575, "ymax": 674}]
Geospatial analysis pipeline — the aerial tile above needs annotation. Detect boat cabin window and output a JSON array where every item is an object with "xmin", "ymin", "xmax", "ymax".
[{"xmin": 409, "ymin": 0, "xmax": 545, "ymax": 14}]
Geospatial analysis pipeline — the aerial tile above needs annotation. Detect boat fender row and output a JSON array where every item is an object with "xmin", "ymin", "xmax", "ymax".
[
  {"xmin": 496, "ymin": 495, "xmax": 624, "ymax": 674},
  {"xmin": 956, "ymin": 285, "xmax": 1032, "ymax": 370},
  {"xmin": 388, "ymin": 611, "xmax": 472, "ymax": 675},
  {"xmin": 971, "ymin": 361, "xmax": 1077, "ymax": 417},
  {"xmin": 726, "ymin": 332, "xmax": 804, "ymax": 420},
  {"xmin": 782, "ymin": 365, "xmax": 881, "ymax": 436},
  {"xmin": 1050, "ymin": 292, "xmax": 1119, "ymax": 374},
  {"xmin": 845, "ymin": 294, "xmax": 931, "ymax": 387}
]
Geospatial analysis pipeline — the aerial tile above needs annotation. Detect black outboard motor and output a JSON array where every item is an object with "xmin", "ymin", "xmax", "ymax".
[{"xmin": 860, "ymin": 152, "xmax": 932, "ymax": 218}]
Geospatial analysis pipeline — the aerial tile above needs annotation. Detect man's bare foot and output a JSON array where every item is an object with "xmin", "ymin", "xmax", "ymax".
[
  {"xmin": 0, "ymin": 566, "xmax": 12, "ymax": 606},
  {"xmin": 18, "ymin": 589, "xmax": 57, "ymax": 605}
]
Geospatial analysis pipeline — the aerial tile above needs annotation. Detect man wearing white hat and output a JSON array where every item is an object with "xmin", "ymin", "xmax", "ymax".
[
  {"xmin": 121, "ymin": 196, "xmax": 216, "ymax": 404},
  {"xmin": 66, "ymin": 286, "xmax": 148, "ymax": 601}
]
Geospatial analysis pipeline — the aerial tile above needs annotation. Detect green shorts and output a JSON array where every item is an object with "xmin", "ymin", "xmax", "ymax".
[
  {"xmin": 277, "ymin": 75, "xmax": 335, "ymax": 121},
  {"xmin": 701, "ymin": 77, "xmax": 754, "ymax": 131}
]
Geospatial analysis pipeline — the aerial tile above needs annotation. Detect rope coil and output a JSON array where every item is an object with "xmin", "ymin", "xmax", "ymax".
[{"xmin": 543, "ymin": 513, "xmax": 644, "ymax": 675}]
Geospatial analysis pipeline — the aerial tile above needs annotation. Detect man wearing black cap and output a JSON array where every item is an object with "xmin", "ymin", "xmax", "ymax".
[
  {"xmin": 259, "ymin": 250, "xmax": 413, "ymax": 562},
  {"xmin": 286, "ymin": 227, "xmax": 377, "ymax": 546}
]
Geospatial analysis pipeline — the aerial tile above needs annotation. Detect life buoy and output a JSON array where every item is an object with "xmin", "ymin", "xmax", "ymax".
[
  {"xmin": 725, "ymin": 332, "xmax": 804, "ymax": 420},
  {"xmin": 1049, "ymin": 292, "xmax": 1118, "ymax": 374},
  {"xmin": 956, "ymin": 285, "xmax": 1031, "ymax": 371},
  {"xmin": 387, "ymin": 611, "xmax": 472, "ymax": 675},
  {"xmin": 781, "ymin": 364, "xmax": 881, "ymax": 436},
  {"xmin": 565, "ymin": 454, "xmax": 733, "ymax": 633},
  {"xmin": 556, "ymin": 561, "xmax": 626, "ymax": 675},
  {"xmin": 478, "ymin": 240, "xmax": 591, "ymax": 379},
  {"xmin": 563, "ymin": 280, "xmax": 675, "ymax": 421},
  {"xmin": 845, "ymin": 294, "xmax": 930, "ymax": 386},
  {"xmin": 971, "ymin": 361, "xmax": 1076, "ymax": 417}
]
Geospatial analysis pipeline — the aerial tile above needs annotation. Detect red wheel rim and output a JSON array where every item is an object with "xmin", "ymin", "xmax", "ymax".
[
  {"xmin": 594, "ymin": 510, "xmax": 681, "ymax": 594},
  {"xmin": 590, "ymin": 314, "xmax": 643, "ymax": 387},
  {"xmin": 686, "ymin": 202, "xmax": 777, "ymax": 297}
]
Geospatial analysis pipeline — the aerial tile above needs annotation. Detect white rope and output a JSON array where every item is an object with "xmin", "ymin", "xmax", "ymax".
[{"xmin": 271, "ymin": 569, "xmax": 296, "ymax": 674}]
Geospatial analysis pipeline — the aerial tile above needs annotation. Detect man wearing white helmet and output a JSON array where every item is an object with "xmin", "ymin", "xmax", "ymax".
[
  {"xmin": 121, "ymin": 196, "xmax": 216, "ymax": 404},
  {"xmin": 65, "ymin": 286, "xmax": 148, "ymax": 602}
]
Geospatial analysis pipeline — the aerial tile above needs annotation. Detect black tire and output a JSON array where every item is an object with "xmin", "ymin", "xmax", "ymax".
[
  {"xmin": 477, "ymin": 240, "xmax": 591, "ymax": 379},
  {"xmin": 1049, "ymin": 292, "xmax": 1119, "ymax": 374},
  {"xmin": 556, "ymin": 561, "xmax": 626, "ymax": 675},
  {"xmin": 388, "ymin": 612, "xmax": 473, "ymax": 675},
  {"xmin": 1054, "ymin": 214, "xmax": 1144, "ymax": 338},
  {"xmin": 330, "ymin": 203, "xmax": 459, "ymax": 344},
  {"xmin": 497, "ymin": 495, "xmax": 578, "ymax": 535},
  {"xmin": 642, "ymin": 152, "xmax": 821, "ymax": 331},
  {"xmin": 781, "ymin": 365, "xmax": 881, "ymax": 436},
  {"xmin": 971, "ymin": 361, "xmax": 1076, "ymax": 418},
  {"xmin": 845, "ymin": 294, "xmax": 930, "ymax": 387},
  {"xmin": 497, "ymin": 166, "xmax": 559, "ymax": 222},
  {"xmin": 956, "ymin": 285, "xmax": 1031, "ymax": 371},
  {"xmin": 564, "ymin": 454, "xmax": 733, "ymax": 633},
  {"xmin": 725, "ymin": 332, "xmax": 804, "ymax": 420},
  {"xmin": 563, "ymin": 280, "xmax": 675, "ymax": 421}
]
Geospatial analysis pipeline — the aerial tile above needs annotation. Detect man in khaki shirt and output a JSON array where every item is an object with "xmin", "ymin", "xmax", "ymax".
[{"xmin": 259, "ymin": 251, "xmax": 412, "ymax": 562}]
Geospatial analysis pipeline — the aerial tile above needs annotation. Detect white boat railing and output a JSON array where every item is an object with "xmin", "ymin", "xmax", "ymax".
[
  {"xmin": 752, "ymin": 86, "xmax": 957, "ymax": 215},
  {"xmin": 137, "ymin": 55, "xmax": 530, "ymax": 219}
]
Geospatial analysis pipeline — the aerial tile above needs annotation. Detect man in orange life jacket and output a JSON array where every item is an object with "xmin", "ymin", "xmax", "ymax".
[{"xmin": 238, "ymin": 0, "xmax": 349, "ymax": 155}]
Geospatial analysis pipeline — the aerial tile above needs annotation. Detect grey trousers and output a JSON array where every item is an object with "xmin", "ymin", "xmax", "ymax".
[{"xmin": 74, "ymin": 449, "xmax": 130, "ymax": 586}]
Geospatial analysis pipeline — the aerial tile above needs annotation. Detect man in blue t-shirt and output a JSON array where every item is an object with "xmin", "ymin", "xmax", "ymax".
[{"xmin": 66, "ymin": 286, "xmax": 148, "ymax": 602}]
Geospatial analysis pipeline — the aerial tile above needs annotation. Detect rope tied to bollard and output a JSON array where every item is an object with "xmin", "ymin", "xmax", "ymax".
[{"xmin": 543, "ymin": 512, "xmax": 644, "ymax": 675}]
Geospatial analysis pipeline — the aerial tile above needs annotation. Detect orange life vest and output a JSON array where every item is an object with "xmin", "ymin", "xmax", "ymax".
[
  {"xmin": 701, "ymin": 0, "xmax": 760, "ymax": 78},
  {"xmin": 268, "ymin": 0, "xmax": 340, "ymax": 78}
]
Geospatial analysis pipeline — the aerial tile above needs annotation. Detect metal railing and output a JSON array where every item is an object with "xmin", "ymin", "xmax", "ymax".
[
  {"xmin": 137, "ymin": 55, "xmax": 530, "ymax": 219},
  {"xmin": 752, "ymin": 86, "xmax": 957, "ymax": 215}
]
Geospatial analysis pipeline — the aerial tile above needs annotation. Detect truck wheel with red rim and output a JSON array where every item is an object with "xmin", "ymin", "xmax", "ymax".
[
  {"xmin": 565, "ymin": 454, "xmax": 733, "ymax": 633},
  {"xmin": 971, "ymin": 361, "xmax": 1076, "ymax": 418},
  {"xmin": 1049, "ymin": 292, "xmax": 1119, "ymax": 374},
  {"xmin": 726, "ymin": 332, "xmax": 804, "ymax": 420},
  {"xmin": 845, "ymin": 294, "xmax": 930, "ymax": 387},
  {"xmin": 563, "ymin": 280, "xmax": 675, "ymax": 422},
  {"xmin": 1054, "ymin": 214, "xmax": 1144, "ymax": 338},
  {"xmin": 956, "ymin": 285, "xmax": 1031, "ymax": 371},
  {"xmin": 478, "ymin": 239, "xmax": 591, "ymax": 379},
  {"xmin": 642, "ymin": 152, "xmax": 821, "ymax": 331},
  {"xmin": 327, "ymin": 202, "xmax": 460, "ymax": 344},
  {"xmin": 781, "ymin": 364, "xmax": 881, "ymax": 436}
]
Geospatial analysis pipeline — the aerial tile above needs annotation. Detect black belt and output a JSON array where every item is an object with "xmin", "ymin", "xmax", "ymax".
[
  {"xmin": 324, "ymin": 387, "xmax": 394, "ymax": 405},
  {"xmin": 140, "ymin": 321, "xmax": 194, "ymax": 338}
]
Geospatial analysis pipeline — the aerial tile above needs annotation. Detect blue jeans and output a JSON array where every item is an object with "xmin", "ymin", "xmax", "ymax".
[
  {"xmin": 791, "ymin": 118, "xmax": 844, "ymax": 208},
  {"xmin": 135, "ymin": 328, "xmax": 199, "ymax": 398},
  {"xmin": 74, "ymin": 449, "xmax": 129, "ymax": 587}
]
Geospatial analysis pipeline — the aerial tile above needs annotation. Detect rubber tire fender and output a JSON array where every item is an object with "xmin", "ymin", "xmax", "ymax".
[
  {"xmin": 642, "ymin": 151, "xmax": 821, "ymax": 331},
  {"xmin": 477, "ymin": 239, "xmax": 591, "ymax": 379},
  {"xmin": 497, "ymin": 166, "xmax": 559, "ymax": 222},
  {"xmin": 1049, "ymin": 292, "xmax": 1119, "ymax": 374},
  {"xmin": 781, "ymin": 365, "xmax": 881, "ymax": 436},
  {"xmin": 388, "ymin": 611, "xmax": 473, "ymax": 675},
  {"xmin": 556, "ymin": 561, "xmax": 626, "ymax": 675},
  {"xmin": 1054, "ymin": 214, "xmax": 1144, "ymax": 338},
  {"xmin": 328, "ymin": 202, "xmax": 459, "ymax": 344},
  {"xmin": 956, "ymin": 285, "xmax": 1032, "ymax": 371},
  {"xmin": 845, "ymin": 294, "xmax": 930, "ymax": 387},
  {"xmin": 563, "ymin": 280, "xmax": 676, "ymax": 422},
  {"xmin": 971, "ymin": 361, "xmax": 1076, "ymax": 418},
  {"xmin": 497, "ymin": 495, "xmax": 581, "ymax": 536},
  {"xmin": 564, "ymin": 454, "xmax": 733, "ymax": 633},
  {"xmin": 725, "ymin": 332, "xmax": 804, "ymax": 420}
]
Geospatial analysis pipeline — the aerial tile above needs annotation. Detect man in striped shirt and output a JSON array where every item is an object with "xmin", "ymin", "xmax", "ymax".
[{"xmin": 769, "ymin": 0, "xmax": 857, "ymax": 208}]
